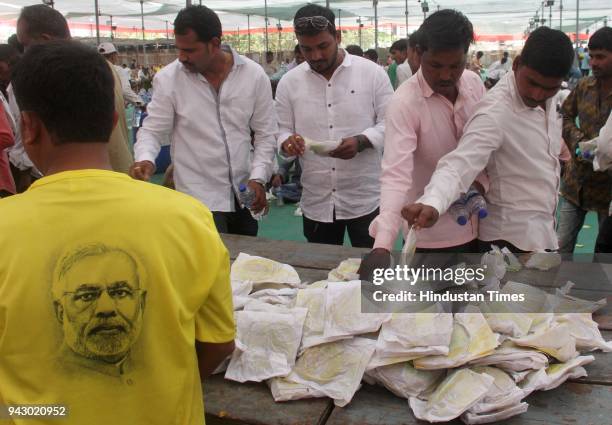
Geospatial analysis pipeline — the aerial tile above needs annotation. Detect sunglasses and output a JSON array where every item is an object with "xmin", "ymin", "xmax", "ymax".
[{"xmin": 294, "ymin": 16, "xmax": 333, "ymax": 31}]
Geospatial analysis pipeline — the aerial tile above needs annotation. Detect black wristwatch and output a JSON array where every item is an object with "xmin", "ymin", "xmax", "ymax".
[{"xmin": 356, "ymin": 135, "xmax": 370, "ymax": 152}]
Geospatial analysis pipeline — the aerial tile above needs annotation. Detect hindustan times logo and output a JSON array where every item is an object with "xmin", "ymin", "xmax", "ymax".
[{"xmin": 371, "ymin": 265, "xmax": 487, "ymax": 286}]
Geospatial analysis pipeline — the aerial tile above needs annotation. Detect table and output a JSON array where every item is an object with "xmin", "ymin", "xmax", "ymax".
[{"xmin": 203, "ymin": 235, "xmax": 612, "ymax": 425}]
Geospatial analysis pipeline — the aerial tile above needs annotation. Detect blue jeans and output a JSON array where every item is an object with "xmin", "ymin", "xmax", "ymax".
[{"xmin": 556, "ymin": 197, "xmax": 608, "ymax": 253}]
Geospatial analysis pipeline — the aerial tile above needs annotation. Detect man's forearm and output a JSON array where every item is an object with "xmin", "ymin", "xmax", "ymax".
[{"xmin": 195, "ymin": 340, "xmax": 235, "ymax": 380}]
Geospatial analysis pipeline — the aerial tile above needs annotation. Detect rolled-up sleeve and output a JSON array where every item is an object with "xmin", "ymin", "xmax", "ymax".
[
  {"xmin": 249, "ymin": 73, "xmax": 278, "ymax": 183},
  {"xmin": 361, "ymin": 66, "xmax": 394, "ymax": 152},
  {"xmin": 134, "ymin": 74, "xmax": 175, "ymax": 164}
]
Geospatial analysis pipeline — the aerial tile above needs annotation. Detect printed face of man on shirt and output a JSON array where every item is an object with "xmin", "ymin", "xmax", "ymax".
[
  {"xmin": 175, "ymin": 28, "xmax": 219, "ymax": 74},
  {"xmin": 53, "ymin": 249, "xmax": 146, "ymax": 364},
  {"xmin": 297, "ymin": 30, "xmax": 341, "ymax": 76},
  {"xmin": 418, "ymin": 47, "xmax": 466, "ymax": 101}
]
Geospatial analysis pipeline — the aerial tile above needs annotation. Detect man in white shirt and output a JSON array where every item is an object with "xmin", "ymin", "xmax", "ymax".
[
  {"xmin": 593, "ymin": 111, "xmax": 612, "ymax": 252},
  {"xmin": 390, "ymin": 39, "xmax": 412, "ymax": 87},
  {"xmin": 277, "ymin": 4, "xmax": 393, "ymax": 247},
  {"xmin": 403, "ymin": 27, "xmax": 575, "ymax": 253},
  {"xmin": 131, "ymin": 5, "xmax": 277, "ymax": 236},
  {"xmin": 98, "ymin": 42, "xmax": 143, "ymax": 105}
]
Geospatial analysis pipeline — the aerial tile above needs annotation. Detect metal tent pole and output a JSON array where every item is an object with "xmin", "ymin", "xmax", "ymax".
[
  {"xmin": 247, "ymin": 14, "xmax": 251, "ymax": 53},
  {"xmin": 265, "ymin": 0, "xmax": 269, "ymax": 52},
  {"xmin": 575, "ymin": 0, "xmax": 580, "ymax": 47},
  {"xmin": 374, "ymin": 0, "xmax": 379, "ymax": 50},
  {"xmin": 94, "ymin": 0, "xmax": 100, "ymax": 45},
  {"xmin": 405, "ymin": 0, "xmax": 409, "ymax": 36}
]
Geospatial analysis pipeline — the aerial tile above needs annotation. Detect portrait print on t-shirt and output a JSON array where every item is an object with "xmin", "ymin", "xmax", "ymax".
[{"xmin": 51, "ymin": 244, "xmax": 147, "ymax": 377}]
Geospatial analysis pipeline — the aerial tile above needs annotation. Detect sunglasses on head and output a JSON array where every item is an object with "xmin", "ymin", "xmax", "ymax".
[{"xmin": 294, "ymin": 16, "xmax": 333, "ymax": 31}]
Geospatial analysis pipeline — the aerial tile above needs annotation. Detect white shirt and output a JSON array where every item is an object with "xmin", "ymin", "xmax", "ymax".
[
  {"xmin": 418, "ymin": 71, "xmax": 563, "ymax": 251},
  {"xmin": 275, "ymin": 51, "xmax": 394, "ymax": 222},
  {"xmin": 487, "ymin": 59, "xmax": 512, "ymax": 80},
  {"xmin": 135, "ymin": 47, "xmax": 277, "ymax": 212},
  {"xmin": 396, "ymin": 59, "xmax": 412, "ymax": 87},
  {"xmin": 595, "ymin": 111, "xmax": 612, "ymax": 172},
  {"xmin": 114, "ymin": 64, "xmax": 142, "ymax": 105}
]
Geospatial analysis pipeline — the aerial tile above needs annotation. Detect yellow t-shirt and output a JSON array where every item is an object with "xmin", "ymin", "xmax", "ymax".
[{"xmin": 0, "ymin": 170, "xmax": 235, "ymax": 425}]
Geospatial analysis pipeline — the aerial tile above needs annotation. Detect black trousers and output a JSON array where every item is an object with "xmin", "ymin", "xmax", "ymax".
[
  {"xmin": 416, "ymin": 239, "xmax": 479, "ymax": 253},
  {"xmin": 595, "ymin": 216, "xmax": 612, "ymax": 253},
  {"xmin": 303, "ymin": 208, "xmax": 378, "ymax": 248},
  {"xmin": 478, "ymin": 239, "xmax": 527, "ymax": 254},
  {"xmin": 213, "ymin": 202, "xmax": 258, "ymax": 236}
]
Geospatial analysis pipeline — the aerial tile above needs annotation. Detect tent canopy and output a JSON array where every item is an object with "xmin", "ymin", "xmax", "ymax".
[{"xmin": 0, "ymin": 1, "xmax": 609, "ymax": 36}]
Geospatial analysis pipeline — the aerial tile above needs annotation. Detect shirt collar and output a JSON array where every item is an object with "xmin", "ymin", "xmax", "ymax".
[
  {"xmin": 415, "ymin": 68, "xmax": 469, "ymax": 103},
  {"xmin": 180, "ymin": 44, "xmax": 245, "ymax": 75},
  {"xmin": 416, "ymin": 68, "xmax": 435, "ymax": 98},
  {"xmin": 507, "ymin": 71, "xmax": 551, "ymax": 115}
]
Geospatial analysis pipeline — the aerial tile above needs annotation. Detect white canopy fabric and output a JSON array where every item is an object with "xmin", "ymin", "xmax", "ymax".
[{"xmin": 0, "ymin": 1, "xmax": 609, "ymax": 37}]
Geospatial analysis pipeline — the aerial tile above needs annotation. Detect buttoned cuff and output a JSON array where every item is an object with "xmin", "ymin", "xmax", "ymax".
[
  {"xmin": 249, "ymin": 166, "xmax": 268, "ymax": 184},
  {"xmin": 361, "ymin": 128, "xmax": 384, "ymax": 152}
]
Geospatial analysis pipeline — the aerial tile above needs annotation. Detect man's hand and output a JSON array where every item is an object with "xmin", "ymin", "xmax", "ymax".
[
  {"xmin": 401, "ymin": 203, "xmax": 440, "ymax": 230},
  {"xmin": 358, "ymin": 248, "xmax": 391, "ymax": 282},
  {"xmin": 329, "ymin": 137, "xmax": 359, "ymax": 160},
  {"xmin": 247, "ymin": 180, "xmax": 267, "ymax": 213},
  {"xmin": 270, "ymin": 174, "xmax": 283, "ymax": 188},
  {"xmin": 129, "ymin": 160, "xmax": 155, "ymax": 181},
  {"xmin": 281, "ymin": 134, "xmax": 306, "ymax": 157}
]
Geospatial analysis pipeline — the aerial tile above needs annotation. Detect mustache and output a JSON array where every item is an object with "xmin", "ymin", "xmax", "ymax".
[{"xmin": 87, "ymin": 319, "xmax": 129, "ymax": 336}]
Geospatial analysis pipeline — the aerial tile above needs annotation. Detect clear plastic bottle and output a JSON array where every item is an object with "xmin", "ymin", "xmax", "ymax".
[
  {"xmin": 448, "ymin": 197, "xmax": 469, "ymax": 226},
  {"xmin": 238, "ymin": 184, "xmax": 255, "ymax": 209},
  {"xmin": 238, "ymin": 184, "xmax": 267, "ymax": 220},
  {"xmin": 465, "ymin": 189, "xmax": 488, "ymax": 219}
]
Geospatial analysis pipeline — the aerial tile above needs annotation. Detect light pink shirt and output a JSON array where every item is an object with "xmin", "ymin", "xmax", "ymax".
[
  {"xmin": 418, "ymin": 72, "xmax": 563, "ymax": 251},
  {"xmin": 370, "ymin": 69, "xmax": 486, "ymax": 250}
]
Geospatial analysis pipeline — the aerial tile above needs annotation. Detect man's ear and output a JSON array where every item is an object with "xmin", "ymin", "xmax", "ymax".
[
  {"xmin": 54, "ymin": 300, "xmax": 64, "ymax": 324},
  {"xmin": 20, "ymin": 111, "xmax": 42, "ymax": 148},
  {"xmin": 336, "ymin": 31, "xmax": 342, "ymax": 45},
  {"xmin": 112, "ymin": 110, "xmax": 118, "ymax": 132},
  {"xmin": 416, "ymin": 46, "xmax": 424, "ymax": 58}
]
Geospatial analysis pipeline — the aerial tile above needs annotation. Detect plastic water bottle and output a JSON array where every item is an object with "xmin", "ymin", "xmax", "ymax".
[
  {"xmin": 238, "ymin": 184, "xmax": 256, "ymax": 209},
  {"xmin": 238, "ymin": 184, "xmax": 267, "ymax": 220},
  {"xmin": 448, "ymin": 198, "xmax": 469, "ymax": 226},
  {"xmin": 465, "ymin": 189, "xmax": 488, "ymax": 219}
]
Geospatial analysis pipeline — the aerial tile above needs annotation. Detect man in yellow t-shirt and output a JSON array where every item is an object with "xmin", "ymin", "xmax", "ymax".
[{"xmin": 0, "ymin": 41, "xmax": 235, "ymax": 424}]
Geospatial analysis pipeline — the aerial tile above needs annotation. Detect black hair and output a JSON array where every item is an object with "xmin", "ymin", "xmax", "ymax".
[
  {"xmin": 520, "ymin": 27, "xmax": 574, "ymax": 78},
  {"xmin": 417, "ymin": 9, "xmax": 474, "ymax": 53},
  {"xmin": 588, "ymin": 27, "xmax": 612, "ymax": 52},
  {"xmin": 7, "ymin": 34, "xmax": 23, "ymax": 54},
  {"xmin": 294, "ymin": 44, "xmax": 301, "ymax": 54},
  {"xmin": 364, "ymin": 49, "xmax": 378, "ymax": 63},
  {"xmin": 12, "ymin": 41, "xmax": 115, "ymax": 145},
  {"xmin": 174, "ymin": 5, "xmax": 222, "ymax": 42},
  {"xmin": 345, "ymin": 45, "xmax": 364, "ymax": 56},
  {"xmin": 266, "ymin": 51, "xmax": 274, "ymax": 56},
  {"xmin": 293, "ymin": 4, "xmax": 336, "ymax": 36},
  {"xmin": 390, "ymin": 39, "xmax": 408, "ymax": 53},
  {"xmin": 0, "ymin": 44, "xmax": 19, "ymax": 66},
  {"xmin": 476, "ymin": 51, "xmax": 484, "ymax": 59},
  {"xmin": 408, "ymin": 31, "xmax": 421, "ymax": 49},
  {"xmin": 18, "ymin": 5, "xmax": 70, "ymax": 41}
]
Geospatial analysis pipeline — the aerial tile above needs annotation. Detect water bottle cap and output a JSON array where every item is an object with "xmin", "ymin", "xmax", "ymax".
[
  {"xmin": 239, "ymin": 183, "xmax": 247, "ymax": 192},
  {"xmin": 457, "ymin": 216, "xmax": 468, "ymax": 225},
  {"xmin": 478, "ymin": 208, "xmax": 488, "ymax": 219}
]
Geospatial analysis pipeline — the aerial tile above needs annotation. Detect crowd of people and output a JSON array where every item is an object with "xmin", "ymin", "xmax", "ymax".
[{"xmin": 0, "ymin": 3, "xmax": 611, "ymax": 424}]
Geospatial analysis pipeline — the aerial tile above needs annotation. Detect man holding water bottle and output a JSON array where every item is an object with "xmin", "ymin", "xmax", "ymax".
[
  {"xmin": 130, "ymin": 6, "xmax": 277, "ymax": 236},
  {"xmin": 359, "ymin": 10, "xmax": 486, "ymax": 280}
]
